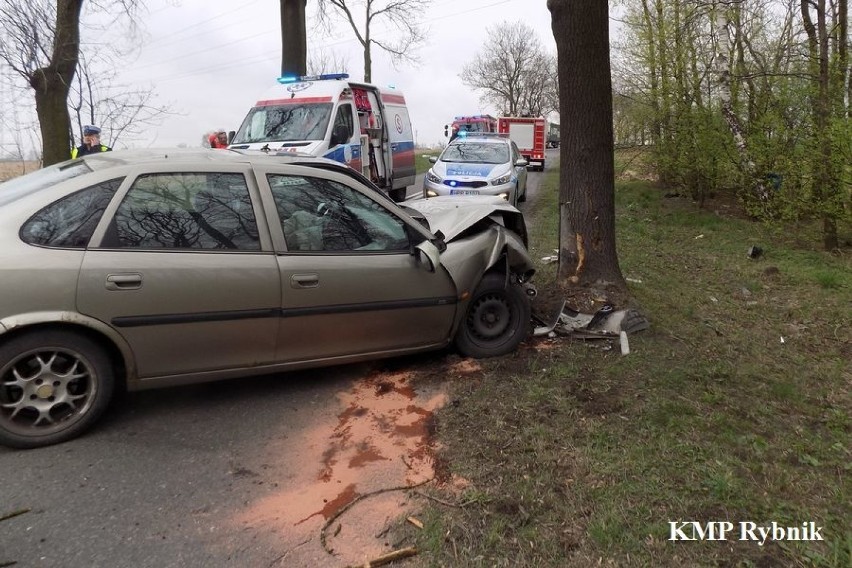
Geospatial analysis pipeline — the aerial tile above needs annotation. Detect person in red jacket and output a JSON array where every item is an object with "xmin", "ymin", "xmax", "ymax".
[{"xmin": 208, "ymin": 129, "xmax": 229, "ymax": 149}]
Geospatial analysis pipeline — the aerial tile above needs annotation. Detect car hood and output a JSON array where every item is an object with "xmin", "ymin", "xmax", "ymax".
[
  {"xmin": 404, "ymin": 196, "xmax": 525, "ymax": 243},
  {"xmin": 434, "ymin": 161, "xmax": 508, "ymax": 179},
  {"xmin": 405, "ymin": 196, "xmax": 534, "ymax": 292}
]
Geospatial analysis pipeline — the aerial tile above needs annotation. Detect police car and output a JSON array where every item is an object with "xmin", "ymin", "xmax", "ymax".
[{"xmin": 423, "ymin": 133, "xmax": 528, "ymax": 206}]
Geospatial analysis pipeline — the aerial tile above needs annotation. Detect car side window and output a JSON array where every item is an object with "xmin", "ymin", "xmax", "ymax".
[
  {"xmin": 332, "ymin": 103, "xmax": 354, "ymax": 141},
  {"xmin": 20, "ymin": 178, "xmax": 123, "ymax": 248},
  {"xmin": 102, "ymin": 172, "xmax": 260, "ymax": 250},
  {"xmin": 267, "ymin": 174, "xmax": 409, "ymax": 253},
  {"xmin": 511, "ymin": 143, "xmax": 521, "ymax": 163}
]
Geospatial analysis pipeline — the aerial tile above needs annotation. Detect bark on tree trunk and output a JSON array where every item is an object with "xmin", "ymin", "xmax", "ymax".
[
  {"xmin": 547, "ymin": 0, "xmax": 626, "ymax": 292},
  {"xmin": 713, "ymin": 3, "xmax": 770, "ymax": 204},
  {"xmin": 31, "ymin": 0, "xmax": 83, "ymax": 166},
  {"xmin": 280, "ymin": 0, "xmax": 307, "ymax": 77},
  {"xmin": 801, "ymin": 0, "xmax": 839, "ymax": 250}
]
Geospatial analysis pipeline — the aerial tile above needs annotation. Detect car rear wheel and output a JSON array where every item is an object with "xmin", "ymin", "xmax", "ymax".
[
  {"xmin": 0, "ymin": 330, "xmax": 115, "ymax": 449},
  {"xmin": 455, "ymin": 272, "xmax": 531, "ymax": 358}
]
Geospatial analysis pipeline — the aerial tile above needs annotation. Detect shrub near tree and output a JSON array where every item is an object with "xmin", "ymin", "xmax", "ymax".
[{"xmin": 613, "ymin": 0, "xmax": 850, "ymax": 250}]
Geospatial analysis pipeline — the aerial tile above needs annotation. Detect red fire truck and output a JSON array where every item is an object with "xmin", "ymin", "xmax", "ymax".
[
  {"xmin": 497, "ymin": 116, "xmax": 546, "ymax": 171},
  {"xmin": 445, "ymin": 114, "xmax": 498, "ymax": 141}
]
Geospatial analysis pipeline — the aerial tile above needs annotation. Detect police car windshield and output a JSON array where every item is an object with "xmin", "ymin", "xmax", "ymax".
[
  {"xmin": 441, "ymin": 142, "xmax": 509, "ymax": 165},
  {"xmin": 235, "ymin": 103, "xmax": 333, "ymax": 143}
]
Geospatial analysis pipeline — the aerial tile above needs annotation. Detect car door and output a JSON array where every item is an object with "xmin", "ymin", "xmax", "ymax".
[
  {"xmin": 77, "ymin": 166, "xmax": 281, "ymax": 379},
  {"xmin": 255, "ymin": 166, "xmax": 458, "ymax": 362}
]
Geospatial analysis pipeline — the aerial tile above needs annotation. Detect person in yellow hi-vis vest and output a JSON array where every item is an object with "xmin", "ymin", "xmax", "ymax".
[{"xmin": 71, "ymin": 125, "xmax": 112, "ymax": 159}]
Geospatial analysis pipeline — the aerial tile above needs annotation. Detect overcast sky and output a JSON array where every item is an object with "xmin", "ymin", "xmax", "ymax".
[
  {"xmin": 0, "ymin": 0, "xmax": 572, "ymax": 156},
  {"xmin": 107, "ymin": 0, "xmax": 558, "ymax": 149}
]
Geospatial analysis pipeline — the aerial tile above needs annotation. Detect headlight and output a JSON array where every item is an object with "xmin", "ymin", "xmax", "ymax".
[
  {"xmin": 491, "ymin": 173, "xmax": 512, "ymax": 185},
  {"xmin": 426, "ymin": 171, "xmax": 442, "ymax": 184}
]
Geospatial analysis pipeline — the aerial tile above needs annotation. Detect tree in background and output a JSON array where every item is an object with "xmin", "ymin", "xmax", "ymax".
[
  {"xmin": 461, "ymin": 21, "xmax": 558, "ymax": 116},
  {"xmin": 68, "ymin": 51, "xmax": 172, "ymax": 149},
  {"xmin": 307, "ymin": 49, "xmax": 350, "ymax": 76},
  {"xmin": 0, "ymin": 0, "xmax": 83, "ymax": 166},
  {"xmin": 279, "ymin": 0, "xmax": 307, "ymax": 77},
  {"xmin": 316, "ymin": 0, "xmax": 432, "ymax": 83},
  {"xmin": 548, "ymin": 0, "xmax": 626, "ymax": 292},
  {"xmin": 800, "ymin": 0, "xmax": 848, "ymax": 250},
  {"xmin": 612, "ymin": 0, "xmax": 849, "ymax": 250},
  {"xmin": 0, "ymin": 0, "xmax": 146, "ymax": 166}
]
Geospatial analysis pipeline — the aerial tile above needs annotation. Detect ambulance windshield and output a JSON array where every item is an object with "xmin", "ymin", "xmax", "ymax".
[{"xmin": 234, "ymin": 103, "xmax": 333, "ymax": 143}]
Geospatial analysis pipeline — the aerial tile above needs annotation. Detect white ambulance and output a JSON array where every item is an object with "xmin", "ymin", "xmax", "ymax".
[{"xmin": 229, "ymin": 73, "xmax": 416, "ymax": 202}]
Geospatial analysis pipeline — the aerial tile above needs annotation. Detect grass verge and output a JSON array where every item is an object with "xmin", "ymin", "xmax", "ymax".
[{"xmin": 409, "ymin": 159, "xmax": 851, "ymax": 567}]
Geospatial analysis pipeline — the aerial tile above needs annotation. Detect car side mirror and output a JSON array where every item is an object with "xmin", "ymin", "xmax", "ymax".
[
  {"xmin": 330, "ymin": 124, "xmax": 350, "ymax": 147},
  {"xmin": 515, "ymin": 159, "xmax": 528, "ymax": 168},
  {"xmin": 228, "ymin": 130, "xmax": 236, "ymax": 144},
  {"xmin": 414, "ymin": 241, "xmax": 441, "ymax": 273},
  {"xmin": 429, "ymin": 156, "xmax": 438, "ymax": 164}
]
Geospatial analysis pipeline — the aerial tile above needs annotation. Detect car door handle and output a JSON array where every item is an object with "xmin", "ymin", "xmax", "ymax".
[
  {"xmin": 105, "ymin": 273, "xmax": 143, "ymax": 291},
  {"xmin": 290, "ymin": 273, "xmax": 319, "ymax": 289}
]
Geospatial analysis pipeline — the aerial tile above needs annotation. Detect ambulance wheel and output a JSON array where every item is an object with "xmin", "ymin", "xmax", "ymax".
[{"xmin": 389, "ymin": 188, "xmax": 407, "ymax": 202}]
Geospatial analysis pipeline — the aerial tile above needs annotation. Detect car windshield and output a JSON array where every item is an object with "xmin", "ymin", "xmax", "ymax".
[
  {"xmin": 0, "ymin": 160, "xmax": 93, "ymax": 207},
  {"xmin": 441, "ymin": 143, "xmax": 509, "ymax": 164},
  {"xmin": 234, "ymin": 103, "xmax": 333, "ymax": 143}
]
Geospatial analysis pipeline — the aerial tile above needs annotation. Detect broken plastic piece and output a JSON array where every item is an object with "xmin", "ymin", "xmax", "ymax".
[
  {"xmin": 532, "ymin": 300, "xmax": 567, "ymax": 336},
  {"xmin": 586, "ymin": 304, "xmax": 615, "ymax": 330},
  {"xmin": 619, "ymin": 331, "xmax": 630, "ymax": 355}
]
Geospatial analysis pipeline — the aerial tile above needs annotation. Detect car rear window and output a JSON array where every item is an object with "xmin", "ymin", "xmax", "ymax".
[{"xmin": 20, "ymin": 178, "xmax": 123, "ymax": 248}]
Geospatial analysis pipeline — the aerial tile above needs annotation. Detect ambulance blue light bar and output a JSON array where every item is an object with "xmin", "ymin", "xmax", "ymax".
[{"xmin": 277, "ymin": 73, "xmax": 350, "ymax": 84}]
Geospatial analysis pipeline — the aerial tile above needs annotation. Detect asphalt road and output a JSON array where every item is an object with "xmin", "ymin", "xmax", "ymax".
[{"xmin": 0, "ymin": 148, "xmax": 559, "ymax": 568}]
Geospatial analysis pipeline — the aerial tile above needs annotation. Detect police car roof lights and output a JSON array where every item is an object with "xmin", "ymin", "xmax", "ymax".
[{"xmin": 277, "ymin": 73, "xmax": 350, "ymax": 84}]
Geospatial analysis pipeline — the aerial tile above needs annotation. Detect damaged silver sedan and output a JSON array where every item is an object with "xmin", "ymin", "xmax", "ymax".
[{"xmin": 0, "ymin": 149, "xmax": 535, "ymax": 448}]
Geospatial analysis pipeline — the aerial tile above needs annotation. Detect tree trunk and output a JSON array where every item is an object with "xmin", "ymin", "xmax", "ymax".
[
  {"xmin": 801, "ymin": 0, "xmax": 839, "ymax": 250},
  {"xmin": 363, "ymin": 34, "xmax": 372, "ymax": 83},
  {"xmin": 713, "ymin": 2, "xmax": 770, "ymax": 204},
  {"xmin": 279, "ymin": 0, "xmax": 307, "ymax": 77},
  {"xmin": 547, "ymin": 0, "xmax": 626, "ymax": 292},
  {"xmin": 30, "ymin": 0, "xmax": 83, "ymax": 166}
]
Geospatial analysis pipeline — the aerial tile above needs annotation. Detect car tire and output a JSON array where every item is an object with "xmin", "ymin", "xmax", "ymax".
[
  {"xmin": 455, "ymin": 272, "xmax": 531, "ymax": 358},
  {"xmin": 388, "ymin": 187, "xmax": 407, "ymax": 203},
  {"xmin": 0, "ymin": 330, "xmax": 116, "ymax": 449}
]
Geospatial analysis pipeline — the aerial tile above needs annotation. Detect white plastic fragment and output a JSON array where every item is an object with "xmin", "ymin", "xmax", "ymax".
[{"xmin": 619, "ymin": 331, "xmax": 630, "ymax": 355}]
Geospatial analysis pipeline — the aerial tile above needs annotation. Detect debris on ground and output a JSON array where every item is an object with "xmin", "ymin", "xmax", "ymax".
[
  {"xmin": 532, "ymin": 303, "xmax": 650, "ymax": 340},
  {"xmin": 0, "ymin": 509, "xmax": 29, "ymax": 523},
  {"xmin": 540, "ymin": 249, "xmax": 559, "ymax": 264},
  {"xmin": 748, "ymin": 245, "xmax": 763, "ymax": 259},
  {"xmin": 406, "ymin": 516, "xmax": 424, "ymax": 529},
  {"xmin": 344, "ymin": 546, "xmax": 418, "ymax": 568}
]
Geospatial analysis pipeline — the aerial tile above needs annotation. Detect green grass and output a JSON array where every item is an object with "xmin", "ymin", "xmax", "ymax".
[
  {"xmin": 408, "ymin": 158, "xmax": 851, "ymax": 567},
  {"xmin": 415, "ymin": 149, "xmax": 440, "ymax": 175}
]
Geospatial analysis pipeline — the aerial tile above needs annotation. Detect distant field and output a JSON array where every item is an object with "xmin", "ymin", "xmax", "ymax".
[{"xmin": 0, "ymin": 161, "xmax": 40, "ymax": 183}]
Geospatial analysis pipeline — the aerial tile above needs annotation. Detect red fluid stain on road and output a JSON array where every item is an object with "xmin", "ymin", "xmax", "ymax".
[{"xmin": 233, "ymin": 366, "xmax": 450, "ymax": 566}]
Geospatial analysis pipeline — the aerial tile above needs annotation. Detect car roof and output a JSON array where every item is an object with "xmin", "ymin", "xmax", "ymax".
[{"xmin": 76, "ymin": 148, "xmax": 341, "ymax": 171}]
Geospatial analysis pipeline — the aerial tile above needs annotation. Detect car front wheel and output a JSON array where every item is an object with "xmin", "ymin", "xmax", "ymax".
[
  {"xmin": 0, "ymin": 330, "xmax": 115, "ymax": 449},
  {"xmin": 455, "ymin": 272, "xmax": 531, "ymax": 358}
]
